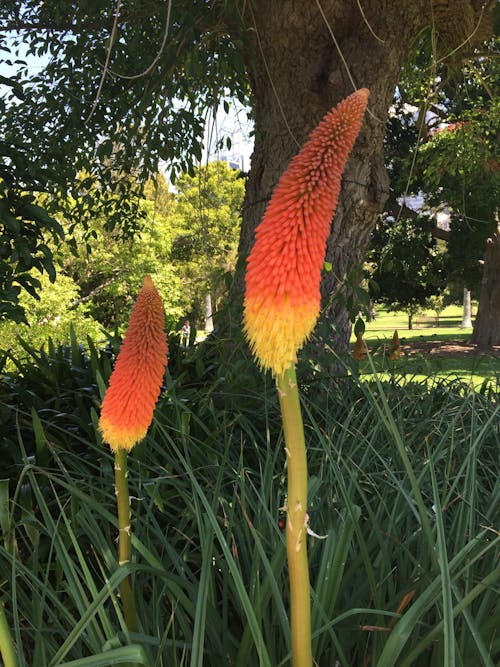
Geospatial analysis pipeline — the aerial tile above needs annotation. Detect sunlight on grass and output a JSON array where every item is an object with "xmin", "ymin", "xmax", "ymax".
[
  {"xmin": 349, "ymin": 306, "xmax": 499, "ymax": 388},
  {"xmin": 356, "ymin": 358, "xmax": 498, "ymax": 391},
  {"xmin": 351, "ymin": 305, "xmax": 473, "ymax": 341},
  {"xmin": 365, "ymin": 371, "xmax": 496, "ymax": 391}
]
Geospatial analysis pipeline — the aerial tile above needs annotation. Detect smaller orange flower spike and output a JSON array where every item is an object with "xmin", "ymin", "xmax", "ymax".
[
  {"xmin": 390, "ymin": 329, "xmax": 401, "ymax": 360},
  {"xmin": 353, "ymin": 335, "xmax": 367, "ymax": 361},
  {"xmin": 244, "ymin": 89, "xmax": 369, "ymax": 375},
  {"xmin": 99, "ymin": 276, "xmax": 168, "ymax": 451}
]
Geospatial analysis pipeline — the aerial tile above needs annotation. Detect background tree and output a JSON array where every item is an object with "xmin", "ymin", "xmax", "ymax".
[
  {"xmin": 385, "ymin": 34, "xmax": 499, "ymax": 344},
  {"xmin": 0, "ymin": 75, "xmax": 64, "ymax": 321},
  {"xmin": 168, "ymin": 161, "xmax": 245, "ymax": 329},
  {"xmin": 0, "ymin": 166, "xmax": 246, "ymax": 360},
  {"xmin": 368, "ymin": 215, "xmax": 446, "ymax": 329},
  {"xmin": 0, "ymin": 1, "xmax": 496, "ymax": 354},
  {"xmin": 0, "ymin": 271, "xmax": 102, "ymax": 359},
  {"xmin": 416, "ymin": 106, "xmax": 500, "ymax": 345},
  {"xmin": 56, "ymin": 173, "xmax": 193, "ymax": 332},
  {"xmin": 0, "ymin": 186, "xmax": 187, "ymax": 361}
]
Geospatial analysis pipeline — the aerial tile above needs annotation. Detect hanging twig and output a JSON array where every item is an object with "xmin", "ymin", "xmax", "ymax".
[{"xmin": 85, "ymin": 0, "xmax": 121, "ymax": 124}]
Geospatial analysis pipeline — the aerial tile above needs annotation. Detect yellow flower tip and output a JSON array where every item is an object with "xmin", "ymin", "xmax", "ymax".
[
  {"xmin": 244, "ymin": 295, "xmax": 318, "ymax": 376},
  {"xmin": 99, "ymin": 276, "xmax": 168, "ymax": 452},
  {"xmin": 244, "ymin": 89, "xmax": 369, "ymax": 373},
  {"xmin": 99, "ymin": 418, "xmax": 148, "ymax": 453}
]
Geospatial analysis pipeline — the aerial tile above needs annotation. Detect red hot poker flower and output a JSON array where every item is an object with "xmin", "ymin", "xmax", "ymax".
[
  {"xmin": 353, "ymin": 335, "xmax": 367, "ymax": 361},
  {"xmin": 244, "ymin": 89, "xmax": 369, "ymax": 375},
  {"xmin": 390, "ymin": 329, "xmax": 401, "ymax": 360},
  {"xmin": 99, "ymin": 276, "xmax": 168, "ymax": 451}
]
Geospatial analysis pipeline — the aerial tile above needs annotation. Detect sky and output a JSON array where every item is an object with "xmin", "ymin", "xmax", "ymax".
[{"xmin": 201, "ymin": 99, "xmax": 254, "ymax": 172}]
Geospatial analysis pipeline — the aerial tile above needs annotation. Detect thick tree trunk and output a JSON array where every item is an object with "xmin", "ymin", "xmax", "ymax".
[
  {"xmin": 229, "ymin": 0, "xmax": 493, "ymax": 358},
  {"xmin": 471, "ymin": 222, "xmax": 500, "ymax": 346}
]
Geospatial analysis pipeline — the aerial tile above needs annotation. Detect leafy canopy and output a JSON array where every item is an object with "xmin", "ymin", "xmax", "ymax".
[
  {"xmin": 0, "ymin": 164, "xmax": 245, "ymax": 360},
  {"xmin": 387, "ymin": 34, "xmax": 500, "ymax": 291},
  {"xmin": 0, "ymin": 0, "xmax": 250, "ymax": 317},
  {"xmin": 1, "ymin": 0, "xmax": 249, "ymax": 193}
]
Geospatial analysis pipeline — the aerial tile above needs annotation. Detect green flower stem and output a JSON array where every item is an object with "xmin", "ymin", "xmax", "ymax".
[
  {"xmin": 114, "ymin": 448, "xmax": 139, "ymax": 634},
  {"xmin": 276, "ymin": 365, "xmax": 312, "ymax": 667},
  {"xmin": 0, "ymin": 599, "xmax": 19, "ymax": 667}
]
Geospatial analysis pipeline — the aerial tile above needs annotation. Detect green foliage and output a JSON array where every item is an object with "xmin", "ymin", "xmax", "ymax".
[
  {"xmin": 388, "ymin": 36, "xmax": 500, "ymax": 292},
  {"xmin": 0, "ymin": 163, "xmax": 244, "ymax": 364},
  {"xmin": 330, "ymin": 265, "xmax": 374, "ymax": 324},
  {"xmin": 426, "ymin": 294, "xmax": 445, "ymax": 322},
  {"xmin": 55, "ymin": 164, "xmax": 244, "ymax": 333},
  {"xmin": 0, "ymin": 272, "xmax": 103, "ymax": 358},
  {"xmin": 0, "ymin": 191, "xmax": 63, "ymax": 322},
  {"xmin": 0, "ymin": 328, "xmax": 114, "ymax": 480},
  {"xmin": 0, "ymin": 1, "xmax": 249, "ymax": 226},
  {"xmin": 59, "ymin": 199, "xmax": 188, "ymax": 333},
  {"xmin": 171, "ymin": 161, "xmax": 244, "ymax": 265},
  {"xmin": 417, "ymin": 103, "xmax": 500, "ymax": 288},
  {"xmin": 0, "ymin": 340, "xmax": 498, "ymax": 665},
  {"xmin": 0, "ymin": 75, "xmax": 64, "ymax": 321},
  {"xmin": 167, "ymin": 161, "xmax": 245, "ymax": 321},
  {"xmin": 0, "ymin": 2, "xmax": 250, "ymax": 312}
]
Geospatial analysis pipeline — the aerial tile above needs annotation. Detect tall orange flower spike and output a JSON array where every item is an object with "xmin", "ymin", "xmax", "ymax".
[
  {"xmin": 244, "ymin": 89, "xmax": 369, "ymax": 375},
  {"xmin": 99, "ymin": 276, "xmax": 168, "ymax": 451}
]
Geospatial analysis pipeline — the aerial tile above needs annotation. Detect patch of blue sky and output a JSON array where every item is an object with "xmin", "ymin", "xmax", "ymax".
[{"xmin": 202, "ymin": 97, "xmax": 254, "ymax": 171}]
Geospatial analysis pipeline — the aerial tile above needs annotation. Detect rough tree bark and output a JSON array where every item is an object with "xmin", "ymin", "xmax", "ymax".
[
  {"xmin": 471, "ymin": 222, "xmax": 500, "ymax": 346},
  {"xmin": 229, "ymin": 0, "xmax": 493, "ymax": 357}
]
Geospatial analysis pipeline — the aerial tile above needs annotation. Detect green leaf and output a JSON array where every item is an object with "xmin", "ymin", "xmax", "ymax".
[
  {"xmin": 353, "ymin": 317, "xmax": 365, "ymax": 337},
  {"xmin": 0, "ymin": 479, "xmax": 12, "ymax": 551},
  {"xmin": 31, "ymin": 408, "xmax": 50, "ymax": 468},
  {"xmin": 56, "ymin": 645, "xmax": 151, "ymax": 666}
]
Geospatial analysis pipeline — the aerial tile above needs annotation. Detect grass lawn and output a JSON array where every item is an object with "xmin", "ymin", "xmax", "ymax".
[
  {"xmin": 350, "ymin": 305, "xmax": 500, "ymax": 389},
  {"xmin": 356, "ymin": 304, "xmax": 471, "ymax": 338}
]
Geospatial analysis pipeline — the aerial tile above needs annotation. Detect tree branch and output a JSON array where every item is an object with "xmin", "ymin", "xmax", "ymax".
[{"xmin": 431, "ymin": 226, "xmax": 450, "ymax": 241}]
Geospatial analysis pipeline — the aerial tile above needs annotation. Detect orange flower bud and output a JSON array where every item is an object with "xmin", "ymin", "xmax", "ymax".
[
  {"xmin": 99, "ymin": 276, "xmax": 168, "ymax": 451},
  {"xmin": 353, "ymin": 335, "xmax": 367, "ymax": 361},
  {"xmin": 390, "ymin": 329, "xmax": 401, "ymax": 360}
]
